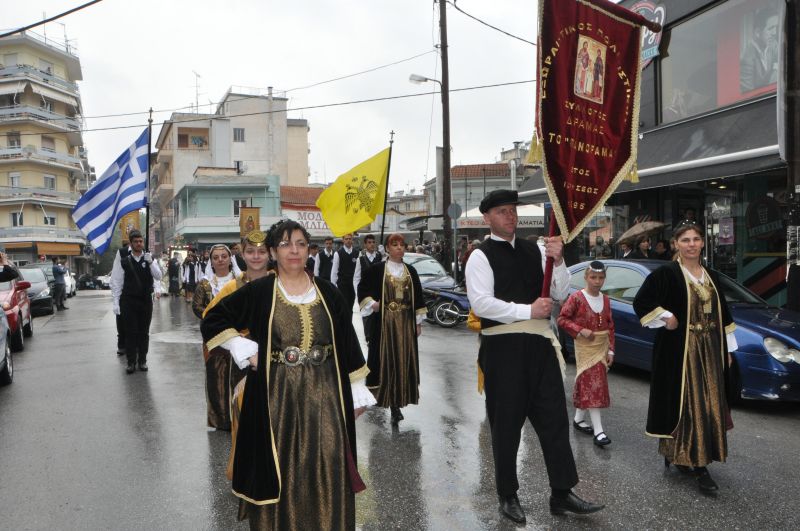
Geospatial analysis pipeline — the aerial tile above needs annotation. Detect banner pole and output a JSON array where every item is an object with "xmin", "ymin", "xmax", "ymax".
[
  {"xmin": 379, "ymin": 131, "xmax": 395, "ymax": 248},
  {"xmin": 540, "ymin": 211, "xmax": 557, "ymax": 299},
  {"xmin": 145, "ymin": 108, "xmax": 153, "ymax": 252}
]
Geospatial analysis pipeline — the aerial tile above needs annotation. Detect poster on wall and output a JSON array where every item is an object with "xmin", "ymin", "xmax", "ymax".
[
  {"xmin": 239, "ymin": 207, "xmax": 260, "ymax": 237},
  {"xmin": 718, "ymin": 217, "xmax": 735, "ymax": 245}
]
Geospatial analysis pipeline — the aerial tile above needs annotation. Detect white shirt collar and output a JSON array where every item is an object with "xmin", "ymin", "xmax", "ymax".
[{"xmin": 489, "ymin": 233, "xmax": 516, "ymax": 248}]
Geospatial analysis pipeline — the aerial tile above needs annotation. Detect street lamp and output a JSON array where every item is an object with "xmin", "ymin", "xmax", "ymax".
[{"xmin": 410, "ymin": 72, "xmax": 453, "ymax": 275}]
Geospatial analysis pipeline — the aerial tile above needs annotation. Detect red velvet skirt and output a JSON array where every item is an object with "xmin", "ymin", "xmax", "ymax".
[{"xmin": 573, "ymin": 362, "xmax": 610, "ymax": 409}]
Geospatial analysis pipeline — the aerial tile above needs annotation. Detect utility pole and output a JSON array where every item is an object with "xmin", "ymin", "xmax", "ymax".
[{"xmin": 439, "ymin": 0, "xmax": 453, "ymax": 273}]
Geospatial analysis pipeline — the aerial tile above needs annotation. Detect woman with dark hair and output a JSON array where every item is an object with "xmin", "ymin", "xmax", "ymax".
[
  {"xmin": 202, "ymin": 220, "xmax": 374, "ymax": 530},
  {"xmin": 629, "ymin": 236, "xmax": 651, "ymax": 259},
  {"xmin": 192, "ymin": 244, "xmax": 242, "ymax": 430},
  {"xmin": 633, "ymin": 222, "xmax": 737, "ymax": 493},
  {"xmin": 358, "ymin": 233, "xmax": 427, "ymax": 424}
]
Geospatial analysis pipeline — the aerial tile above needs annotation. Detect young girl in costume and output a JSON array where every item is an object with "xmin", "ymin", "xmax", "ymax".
[{"xmin": 557, "ymin": 261, "xmax": 615, "ymax": 447}]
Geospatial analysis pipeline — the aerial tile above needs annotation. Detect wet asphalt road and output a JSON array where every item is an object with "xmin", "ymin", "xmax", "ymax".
[{"xmin": 1, "ymin": 291, "xmax": 799, "ymax": 530}]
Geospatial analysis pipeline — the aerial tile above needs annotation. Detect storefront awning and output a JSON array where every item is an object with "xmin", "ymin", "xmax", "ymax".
[
  {"xmin": 0, "ymin": 81, "xmax": 26, "ymax": 96},
  {"xmin": 36, "ymin": 242, "xmax": 81, "ymax": 256},
  {"xmin": 520, "ymin": 95, "xmax": 785, "ymax": 202},
  {"xmin": 30, "ymin": 84, "xmax": 78, "ymax": 107},
  {"xmin": 3, "ymin": 242, "xmax": 33, "ymax": 249}
]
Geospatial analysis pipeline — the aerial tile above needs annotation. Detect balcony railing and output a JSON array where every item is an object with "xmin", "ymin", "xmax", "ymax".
[
  {"xmin": 0, "ymin": 104, "xmax": 81, "ymax": 130},
  {"xmin": 0, "ymin": 185, "xmax": 81, "ymax": 203},
  {"xmin": 0, "ymin": 146, "xmax": 82, "ymax": 169},
  {"xmin": 18, "ymin": 30, "xmax": 80, "ymax": 58},
  {"xmin": 0, "ymin": 64, "xmax": 79, "ymax": 93},
  {"xmin": 0, "ymin": 226, "xmax": 85, "ymax": 240}
]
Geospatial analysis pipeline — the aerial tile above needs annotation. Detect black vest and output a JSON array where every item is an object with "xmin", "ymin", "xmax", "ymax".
[
  {"xmin": 359, "ymin": 251, "xmax": 382, "ymax": 272},
  {"xmin": 121, "ymin": 254, "xmax": 154, "ymax": 299},
  {"xmin": 317, "ymin": 250, "xmax": 334, "ymax": 280},
  {"xmin": 479, "ymin": 237, "xmax": 544, "ymax": 330},
  {"xmin": 336, "ymin": 247, "xmax": 358, "ymax": 283}
]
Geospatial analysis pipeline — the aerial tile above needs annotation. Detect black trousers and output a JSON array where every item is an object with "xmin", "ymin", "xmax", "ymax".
[
  {"xmin": 53, "ymin": 283, "xmax": 66, "ymax": 308},
  {"xmin": 116, "ymin": 314, "xmax": 125, "ymax": 350},
  {"xmin": 338, "ymin": 280, "xmax": 356, "ymax": 313},
  {"xmin": 120, "ymin": 295, "xmax": 153, "ymax": 366},
  {"xmin": 479, "ymin": 333, "xmax": 579, "ymax": 496}
]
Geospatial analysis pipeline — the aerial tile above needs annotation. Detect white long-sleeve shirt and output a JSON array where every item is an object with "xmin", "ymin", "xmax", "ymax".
[
  {"xmin": 353, "ymin": 250, "xmax": 382, "ymax": 295},
  {"xmin": 111, "ymin": 250, "xmax": 163, "ymax": 304},
  {"xmin": 465, "ymin": 234, "xmax": 570, "ymax": 324},
  {"xmin": 330, "ymin": 245, "xmax": 355, "ymax": 287}
]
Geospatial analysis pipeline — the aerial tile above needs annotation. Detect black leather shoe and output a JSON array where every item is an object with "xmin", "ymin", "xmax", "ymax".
[
  {"xmin": 593, "ymin": 432, "xmax": 611, "ymax": 447},
  {"xmin": 126, "ymin": 364, "xmax": 136, "ymax": 374},
  {"xmin": 61, "ymin": 306, "xmax": 69, "ymax": 310},
  {"xmin": 138, "ymin": 363, "xmax": 148, "ymax": 372},
  {"xmin": 390, "ymin": 406, "xmax": 404, "ymax": 424},
  {"xmin": 549, "ymin": 492, "xmax": 605, "ymax": 516},
  {"xmin": 117, "ymin": 348, "xmax": 126, "ymax": 356},
  {"xmin": 498, "ymin": 494, "xmax": 526, "ymax": 524},
  {"xmin": 573, "ymin": 420, "xmax": 593, "ymax": 434},
  {"xmin": 696, "ymin": 468, "xmax": 718, "ymax": 493}
]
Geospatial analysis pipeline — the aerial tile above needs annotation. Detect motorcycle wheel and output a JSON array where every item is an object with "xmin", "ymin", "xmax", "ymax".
[{"xmin": 433, "ymin": 300, "xmax": 461, "ymax": 328}]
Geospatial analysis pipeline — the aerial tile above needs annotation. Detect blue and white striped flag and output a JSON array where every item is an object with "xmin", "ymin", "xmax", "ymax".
[{"xmin": 72, "ymin": 128, "xmax": 149, "ymax": 254}]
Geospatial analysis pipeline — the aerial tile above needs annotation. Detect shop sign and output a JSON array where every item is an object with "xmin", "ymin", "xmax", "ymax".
[
  {"xmin": 457, "ymin": 217, "xmax": 544, "ymax": 229},
  {"xmin": 746, "ymin": 196, "xmax": 783, "ymax": 239},
  {"xmin": 283, "ymin": 208, "xmax": 331, "ymax": 236},
  {"xmin": 631, "ymin": 1, "xmax": 665, "ymax": 68},
  {"xmin": 718, "ymin": 217, "xmax": 735, "ymax": 245}
]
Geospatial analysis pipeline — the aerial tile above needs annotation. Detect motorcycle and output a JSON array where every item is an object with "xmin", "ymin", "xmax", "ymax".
[{"xmin": 422, "ymin": 287, "xmax": 471, "ymax": 328}]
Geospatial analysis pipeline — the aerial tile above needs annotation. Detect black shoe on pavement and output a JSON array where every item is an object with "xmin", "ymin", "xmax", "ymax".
[
  {"xmin": 117, "ymin": 348, "xmax": 126, "ymax": 356},
  {"xmin": 126, "ymin": 364, "xmax": 136, "ymax": 374},
  {"xmin": 390, "ymin": 406, "xmax": 404, "ymax": 424},
  {"xmin": 60, "ymin": 306, "xmax": 69, "ymax": 310},
  {"xmin": 573, "ymin": 420, "xmax": 593, "ymax": 434},
  {"xmin": 549, "ymin": 491, "xmax": 605, "ymax": 516},
  {"xmin": 696, "ymin": 468, "xmax": 718, "ymax": 493},
  {"xmin": 138, "ymin": 363, "xmax": 148, "ymax": 372},
  {"xmin": 498, "ymin": 494, "xmax": 526, "ymax": 524},
  {"xmin": 593, "ymin": 432, "xmax": 611, "ymax": 447}
]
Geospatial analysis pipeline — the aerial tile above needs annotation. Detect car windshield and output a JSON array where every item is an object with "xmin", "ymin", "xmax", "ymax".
[
  {"xmin": 22, "ymin": 265, "xmax": 54, "ymax": 280},
  {"xmin": 404, "ymin": 256, "xmax": 447, "ymax": 276},
  {"xmin": 22, "ymin": 268, "xmax": 46, "ymax": 282},
  {"xmin": 718, "ymin": 273, "xmax": 766, "ymax": 305}
]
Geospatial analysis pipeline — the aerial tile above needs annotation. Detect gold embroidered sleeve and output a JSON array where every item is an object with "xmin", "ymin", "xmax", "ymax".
[
  {"xmin": 724, "ymin": 322, "xmax": 736, "ymax": 335},
  {"xmin": 206, "ymin": 328, "xmax": 240, "ymax": 351},
  {"xmin": 349, "ymin": 364, "xmax": 369, "ymax": 383},
  {"xmin": 640, "ymin": 306, "xmax": 669, "ymax": 326},
  {"xmin": 359, "ymin": 297, "xmax": 376, "ymax": 311}
]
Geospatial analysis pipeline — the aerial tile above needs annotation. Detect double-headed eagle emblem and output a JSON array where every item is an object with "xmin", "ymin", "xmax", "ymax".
[{"xmin": 345, "ymin": 175, "xmax": 378, "ymax": 214}]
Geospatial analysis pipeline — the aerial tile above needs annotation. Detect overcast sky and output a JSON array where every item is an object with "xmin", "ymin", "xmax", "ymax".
[{"xmin": 5, "ymin": 0, "xmax": 540, "ymax": 194}]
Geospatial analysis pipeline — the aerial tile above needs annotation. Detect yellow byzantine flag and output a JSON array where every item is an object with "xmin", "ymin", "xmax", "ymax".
[{"xmin": 316, "ymin": 148, "xmax": 390, "ymax": 237}]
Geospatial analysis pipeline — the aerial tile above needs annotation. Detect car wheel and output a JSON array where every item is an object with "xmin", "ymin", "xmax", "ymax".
[
  {"xmin": 433, "ymin": 300, "xmax": 461, "ymax": 328},
  {"xmin": 0, "ymin": 341, "xmax": 12, "ymax": 385},
  {"xmin": 9, "ymin": 318, "xmax": 24, "ymax": 353},
  {"xmin": 23, "ymin": 315, "xmax": 33, "ymax": 338}
]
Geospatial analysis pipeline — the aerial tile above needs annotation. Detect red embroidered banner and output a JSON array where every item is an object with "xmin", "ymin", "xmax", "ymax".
[{"xmin": 536, "ymin": 0, "xmax": 657, "ymax": 243}]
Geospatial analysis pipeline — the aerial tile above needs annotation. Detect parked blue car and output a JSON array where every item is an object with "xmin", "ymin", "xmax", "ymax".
[{"xmin": 563, "ymin": 260, "xmax": 800, "ymax": 403}]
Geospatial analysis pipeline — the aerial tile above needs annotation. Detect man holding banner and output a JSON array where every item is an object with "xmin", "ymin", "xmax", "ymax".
[{"xmin": 466, "ymin": 190, "xmax": 604, "ymax": 523}]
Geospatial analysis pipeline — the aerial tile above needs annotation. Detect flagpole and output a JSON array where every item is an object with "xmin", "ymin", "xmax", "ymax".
[
  {"xmin": 379, "ymin": 131, "xmax": 394, "ymax": 248},
  {"xmin": 145, "ymin": 107, "xmax": 153, "ymax": 251},
  {"xmin": 540, "ymin": 211, "xmax": 557, "ymax": 299}
]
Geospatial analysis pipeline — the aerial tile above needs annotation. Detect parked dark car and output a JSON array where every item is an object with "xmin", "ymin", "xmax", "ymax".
[
  {"xmin": 19, "ymin": 267, "xmax": 54, "ymax": 316},
  {"xmin": 0, "ymin": 271, "xmax": 33, "ymax": 353},
  {"xmin": 77, "ymin": 273, "xmax": 99, "ymax": 290},
  {"xmin": 0, "ymin": 311, "xmax": 11, "ymax": 385},
  {"xmin": 19, "ymin": 262, "xmax": 56, "ymax": 287},
  {"xmin": 563, "ymin": 260, "xmax": 800, "ymax": 403},
  {"xmin": 402, "ymin": 252, "xmax": 457, "ymax": 290}
]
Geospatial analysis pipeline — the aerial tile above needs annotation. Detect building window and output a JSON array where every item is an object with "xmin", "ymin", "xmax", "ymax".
[
  {"xmin": 7, "ymin": 132, "xmax": 20, "ymax": 148},
  {"xmin": 39, "ymin": 59, "xmax": 54, "ymax": 75},
  {"xmin": 11, "ymin": 212, "xmax": 23, "ymax": 227},
  {"xmin": 3, "ymin": 53, "xmax": 18, "ymax": 67},
  {"xmin": 9, "ymin": 172, "xmax": 20, "ymax": 187},
  {"xmin": 44, "ymin": 174, "xmax": 56, "ymax": 190},
  {"xmin": 40, "ymin": 98, "xmax": 53, "ymax": 112},
  {"xmin": 233, "ymin": 128, "xmax": 246, "ymax": 142},
  {"xmin": 44, "ymin": 215, "xmax": 56, "ymax": 226},
  {"xmin": 177, "ymin": 134, "xmax": 188, "ymax": 148},
  {"xmin": 233, "ymin": 199, "xmax": 248, "ymax": 217},
  {"xmin": 41, "ymin": 136, "xmax": 56, "ymax": 153},
  {"xmin": 660, "ymin": 0, "xmax": 778, "ymax": 124}
]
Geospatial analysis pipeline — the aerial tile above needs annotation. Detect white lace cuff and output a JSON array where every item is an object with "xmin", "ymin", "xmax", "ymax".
[
  {"xmin": 727, "ymin": 332, "xmax": 738, "ymax": 352},
  {"xmin": 351, "ymin": 378, "xmax": 376, "ymax": 408},
  {"xmin": 644, "ymin": 310, "xmax": 673, "ymax": 328},
  {"xmin": 222, "ymin": 336, "xmax": 259, "ymax": 369}
]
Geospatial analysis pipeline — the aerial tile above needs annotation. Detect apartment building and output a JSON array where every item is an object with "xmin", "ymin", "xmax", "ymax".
[{"xmin": 0, "ymin": 31, "xmax": 91, "ymax": 268}]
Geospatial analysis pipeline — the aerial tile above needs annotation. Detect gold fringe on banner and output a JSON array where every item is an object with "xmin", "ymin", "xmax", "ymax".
[
  {"xmin": 526, "ymin": 132, "xmax": 544, "ymax": 165},
  {"xmin": 625, "ymin": 162, "xmax": 639, "ymax": 183}
]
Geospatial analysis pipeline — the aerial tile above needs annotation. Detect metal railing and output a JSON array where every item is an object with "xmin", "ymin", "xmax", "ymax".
[
  {"xmin": 0, "ymin": 104, "xmax": 82, "ymax": 130},
  {"xmin": 0, "ymin": 64, "xmax": 79, "ymax": 93},
  {"xmin": 0, "ymin": 227, "xmax": 85, "ymax": 240},
  {"xmin": 0, "ymin": 185, "xmax": 81, "ymax": 203},
  {"xmin": 0, "ymin": 146, "xmax": 82, "ymax": 169},
  {"xmin": 17, "ymin": 30, "xmax": 79, "ymax": 58}
]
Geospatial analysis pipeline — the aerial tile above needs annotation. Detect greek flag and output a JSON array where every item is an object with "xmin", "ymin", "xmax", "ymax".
[{"xmin": 72, "ymin": 128, "xmax": 149, "ymax": 254}]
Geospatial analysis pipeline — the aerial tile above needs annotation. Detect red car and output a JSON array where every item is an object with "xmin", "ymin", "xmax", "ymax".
[{"xmin": 0, "ymin": 270, "xmax": 33, "ymax": 352}]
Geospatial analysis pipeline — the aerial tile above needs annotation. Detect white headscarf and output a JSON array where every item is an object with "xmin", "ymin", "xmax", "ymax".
[{"xmin": 204, "ymin": 244, "xmax": 242, "ymax": 296}]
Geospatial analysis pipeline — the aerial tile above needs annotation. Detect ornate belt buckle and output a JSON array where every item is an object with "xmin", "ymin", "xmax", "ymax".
[
  {"xmin": 308, "ymin": 345, "xmax": 325, "ymax": 366},
  {"xmin": 283, "ymin": 346, "xmax": 302, "ymax": 366},
  {"xmin": 388, "ymin": 301, "xmax": 399, "ymax": 311}
]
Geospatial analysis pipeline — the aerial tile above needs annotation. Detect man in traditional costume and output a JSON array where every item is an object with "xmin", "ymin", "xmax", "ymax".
[
  {"xmin": 110, "ymin": 230, "xmax": 162, "ymax": 374},
  {"xmin": 331, "ymin": 233, "xmax": 358, "ymax": 312},
  {"xmin": 315, "ymin": 236, "xmax": 335, "ymax": 281},
  {"xmin": 358, "ymin": 233, "xmax": 426, "ymax": 424},
  {"xmin": 465, "ymin": 189, "xmax": 604, "ymax": 524},
  {"xmin": 354, "ymin": 233, "xmax": 384, "ymax": 342},
  {"xmin": 633, "ymin": 222, "xmax": 736, "ymax": 493}
]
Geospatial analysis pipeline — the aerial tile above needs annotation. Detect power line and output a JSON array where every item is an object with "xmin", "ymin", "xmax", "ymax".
[
  {"xmin": 0, "ymin": 79, "xmax": 535, "ymax": 137},
  {"xmin": 448, "ymin": 1, "xmax": 536, "ymax": 47},
  {"xmin": 0, "ymin": 0, "xmax": 104, "ymax": 40}
]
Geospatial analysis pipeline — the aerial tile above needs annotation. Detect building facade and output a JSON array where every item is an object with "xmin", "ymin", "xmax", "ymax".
[{"xmin": 0, "ymin": 31, "xmax": 91, "ymax": 270}]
